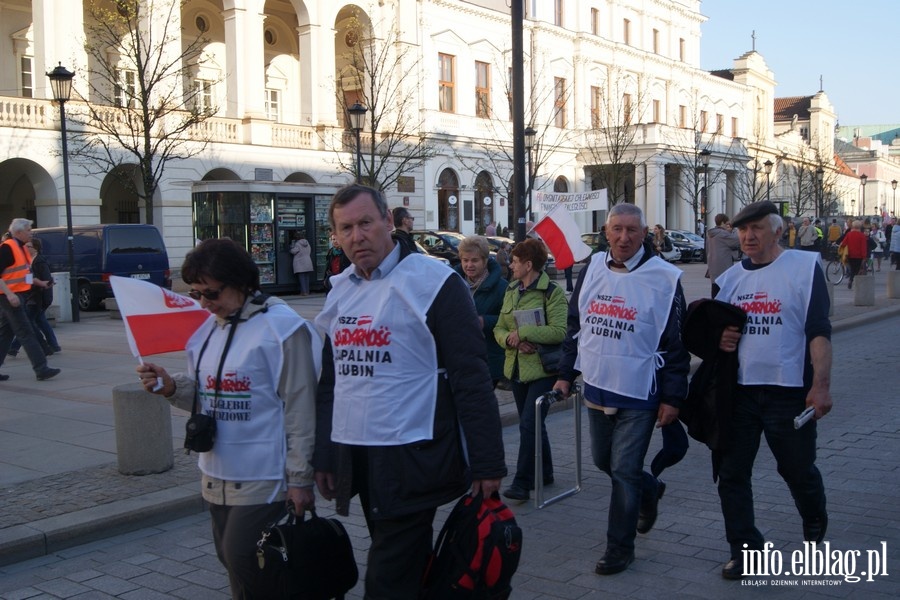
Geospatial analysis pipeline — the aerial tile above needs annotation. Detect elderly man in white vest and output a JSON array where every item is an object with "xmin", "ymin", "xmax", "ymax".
[
  {"xmin": 312, "ymin": 184, "xmax": 507, "ymax": 598},
  {"xmin": 714, "ymin": 200, "xmax": 832, "ymax": 580},
  {"xmin": 554, "ymin": 203, "xmax": 690, "ymax": 576}
]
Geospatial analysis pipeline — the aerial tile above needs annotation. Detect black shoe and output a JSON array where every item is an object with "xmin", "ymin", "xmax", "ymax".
[
  {"xmin": 803, "ymin": 514, "xmax": 828, "ymax": 544},
  {"xmin": 637, "ymin": 479, "xmax": 666, "ymax": 534},
  {"xmin": 0, "ymin": 374, "xmax": 9, "ymax": 381},
  {"xmin": 6, "ymin": 350, "xmax": 17, "ymax": 358},
  {"xmin": 43, "ymin": 347, "xmax": 54, "ymax": 356},
  {"xmin": 594, "ymin": 549, "xmax": 634, "ymax": 575},
  {"xmin": 495, "ymin": 378, "xmax": 512, "ymax": 391},
  {"xmin": 501, "ymin": 485, "xmax": 529, "ymax": 502},
  {"xmin": 722, "ymin": 558, "xmax": 745, "ymax": 580},
  {"xmin": 543, "ymin": 476, "xmax": 554, "ymax": 486},
  {"xmin": 52, "ymin": 347, "xmax": 62, "ymax": 353},
  {"xmin": 35, "ymin": 367, "xmax": 61, "ymax": 381}
]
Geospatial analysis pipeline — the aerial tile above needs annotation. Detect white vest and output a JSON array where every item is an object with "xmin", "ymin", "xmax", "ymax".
[
  {"xmin": 315, "ymin": 254, "xmax": 453, "ymax": 445},
  {"xmin": 186, "ymin": 304, "xmax": 307, "ymax": 481},
  {"xmin": 716, "ymin": 250, "xmax": 817, "ymax": 387},
  {"xmin": 576, "ymin": 254, "xmax": 681, "ymax": 400}
]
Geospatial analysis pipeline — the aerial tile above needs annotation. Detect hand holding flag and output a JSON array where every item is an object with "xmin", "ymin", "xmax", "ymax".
[{"xmin": 532, "ymin": 203, "xmax": 593, "ymax": 270}]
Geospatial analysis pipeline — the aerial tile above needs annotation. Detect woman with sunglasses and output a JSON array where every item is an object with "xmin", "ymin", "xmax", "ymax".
[{"xmin": 136, "ymin": 238, "xmax": 321, "ymax": 599}]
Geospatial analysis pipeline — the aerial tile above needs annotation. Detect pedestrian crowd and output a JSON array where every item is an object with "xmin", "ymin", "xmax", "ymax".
[{"xmin": 4, "ymin": 193, "xmax": 842, "ymax": 596}]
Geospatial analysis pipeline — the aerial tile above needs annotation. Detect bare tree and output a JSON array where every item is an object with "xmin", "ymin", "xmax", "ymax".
[
  {"xmin": 582, "ymin": 68, "xmax": 650, "ymax": 209},
  {"xmin": 333, "ymin": 13, "xmax": 438, "ymax": 191},
  {"xmin": 68, "ymin": 0, "xmax": 217, "ymax": 224},
  {"xmin": 665, "ymin": 97, "xmax": 745, "ymax": 232}
]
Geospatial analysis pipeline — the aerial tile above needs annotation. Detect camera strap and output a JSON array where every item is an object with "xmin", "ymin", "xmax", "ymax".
[{"xmin": 191, "ymin": 313, "xmax": 241, "ymax": 419}]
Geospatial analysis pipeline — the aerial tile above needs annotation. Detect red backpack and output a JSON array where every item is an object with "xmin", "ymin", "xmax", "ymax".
[{"xmin": 420, "ymin": 492, "xmax": 522, "ymax": 599}]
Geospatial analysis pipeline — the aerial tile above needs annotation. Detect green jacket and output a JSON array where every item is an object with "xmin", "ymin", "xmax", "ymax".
[{"xmin": 493, "ymin": 271, "xmax": 568, "ymax": 383}]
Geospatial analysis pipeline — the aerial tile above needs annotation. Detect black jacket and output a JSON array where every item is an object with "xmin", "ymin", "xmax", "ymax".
[
  {"xmin": 28, "ymin": 254, "xmax": 54, "ymax": 309},
  {"xmin": 680, "ymin": 298, "xmax": 747, "ymax": 481},
  {"xmin": 313, "ymin": 247, "xmax": 507, "ymax": 518}
]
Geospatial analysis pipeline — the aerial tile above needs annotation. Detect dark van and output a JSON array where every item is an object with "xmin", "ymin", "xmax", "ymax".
[{"xmin": 32, "ymin": 224, "xmax": 171, "ymax": 311}]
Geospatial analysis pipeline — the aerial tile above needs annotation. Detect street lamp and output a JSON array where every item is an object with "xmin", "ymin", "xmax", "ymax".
[
  {"xmin": 347, "ymin": 102, "xmax": 367, "ymax": 184},
  {"xmin": 816, "ymin": 167, "xmax": 824, "ymax": 218},
  {"xmin": 892, "ymin": 179, "xmax": 897, "ymax": 216},
  {"xmin": 763, "ymin": 159, "xmax": 773, "ymax": 203},
  {"xmin": 700, "ymin": 149, "xmax": 711, "ymax": 233},
  {"xmin": 523, "ymin": 126, "xmax": 536, "ymax": 219},
  {"xmin": 47, "ymin": 63, "xmax": 79, "ymax": 323},
  {"xmin": 859, "ymin": 173, "xmax": 867, "ymax": 216}
]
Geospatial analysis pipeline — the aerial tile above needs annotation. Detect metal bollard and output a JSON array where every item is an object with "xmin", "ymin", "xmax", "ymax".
[{"xmin": 534, "ymin": 383, "xmax": 582, "ymax": 509}]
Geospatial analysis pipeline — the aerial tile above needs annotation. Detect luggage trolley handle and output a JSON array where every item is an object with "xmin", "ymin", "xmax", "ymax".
[{"xmin": 534, "ymin": 383, "xmax": 582, "ymax": 509}]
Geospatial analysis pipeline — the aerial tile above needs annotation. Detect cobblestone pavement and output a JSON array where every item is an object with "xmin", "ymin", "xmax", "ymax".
[{"xmin": 0, "ymin": 263, "xmax": 898, "ymax": 598}]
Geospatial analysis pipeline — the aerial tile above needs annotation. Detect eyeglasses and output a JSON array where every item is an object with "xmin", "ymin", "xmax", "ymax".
[{"xmin": 188, "ymin": 287, "xmax": 224, "ymax": 301}]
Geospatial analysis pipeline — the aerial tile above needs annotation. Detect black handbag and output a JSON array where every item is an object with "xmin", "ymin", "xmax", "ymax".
[
  {"xmin": 536, "ymin": 343, "xmax": 562, "ymax": 373},
  {"xmin": 256, "ymin": 505, "xmax": 359, "ymax": 599}
]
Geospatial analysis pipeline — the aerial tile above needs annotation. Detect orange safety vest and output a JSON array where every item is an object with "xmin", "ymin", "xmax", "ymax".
[{"xmin": 1, "ymin": 238, "xmax": 33, "ymax": 294}]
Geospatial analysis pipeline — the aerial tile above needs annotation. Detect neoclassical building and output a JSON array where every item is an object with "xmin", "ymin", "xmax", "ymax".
[{"xmin": 0, "ymin": 0, "xmax": 839, "ymax": 290}]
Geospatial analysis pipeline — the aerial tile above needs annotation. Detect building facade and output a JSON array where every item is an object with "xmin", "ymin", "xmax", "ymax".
[{"xmin": 0, "ymin": 0, "xmax": 840, "ymax": 290}]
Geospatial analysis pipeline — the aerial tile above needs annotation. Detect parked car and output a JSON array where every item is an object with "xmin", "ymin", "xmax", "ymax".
[
  {"xmin": 415, "ymin": 240, "xmax": 451, "ymax": 266},
  {"xmin": 667, "ymin": 230, "xmax": 705, "ymax": 263},
  {"xmin": 484, "ymin": 235, "xmax": 557, "ymax": 270},
  {"xmin": 411, "ymin": 230, "xmax": 467, "ymax": 265},
  {"xmin": 580, "ymin": 231, "xmax": 609, "ymax": 253},
  {"xmin": 33, "ymin": 224, "xmax": 171, "ymax": 311}
]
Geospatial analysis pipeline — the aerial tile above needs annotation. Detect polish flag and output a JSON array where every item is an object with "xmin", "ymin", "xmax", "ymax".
[
  {"xmin": 532, "ymin": 203, "xmax": 593, "ymax": 270},
  {"xmin": 110, "ymin": 276, "xmax": 211, "ymax": 358}
]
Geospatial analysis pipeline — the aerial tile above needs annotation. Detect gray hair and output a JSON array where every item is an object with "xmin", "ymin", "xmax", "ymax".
[
  {"xmin": 329, "ymin": 184, "xmax": 389, "ymax": 228},
  {"xmin": 8, "ymin": 218, "xmax": 33, "ymax": 234},
  {"xmin": 767, "ymin": 213, "xmax": 783, "ymax": 233},
  {"xmin": 607, "ymin": 203, "xmax": 647, "ymax": 228},
  {"xmin": 458, "ymin": 235, "xmax": 490, "ymax": 260}
]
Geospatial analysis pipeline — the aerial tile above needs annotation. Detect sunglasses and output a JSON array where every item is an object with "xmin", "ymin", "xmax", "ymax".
[{"xmin": 188, "ymin": 287, "xmax": 224, "ymax": 301}]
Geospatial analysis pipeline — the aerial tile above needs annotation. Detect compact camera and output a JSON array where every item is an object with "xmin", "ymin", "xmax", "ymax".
[{"xmin": 184, "ymin": 413, "xmax": 217, "ymax": 453}]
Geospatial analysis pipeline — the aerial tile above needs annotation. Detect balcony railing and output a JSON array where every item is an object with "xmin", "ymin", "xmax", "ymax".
[{"xmin": 0, "ymin": 97, "xmax": 51, "ymax": 128}]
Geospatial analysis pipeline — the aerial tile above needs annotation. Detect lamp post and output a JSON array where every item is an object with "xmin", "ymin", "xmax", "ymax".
[
  {"xmin": 47, "ymin": 63, "xmax": 79, "ymax": 323},
  {"xmin": 816, "ymin": 167, "xmax": 824, "ymax": 218},
  {"xmin": 699, "ymin": 149, "xmax": 711, "ymax": 233},
  {"xmin": 523, "ymin": 127, "xmax": 536, "ymax": 220},
  {"xmin": 763, "ymin": 159, "xmax": 773, "ymax": 203},
  {"xmin": 859, "ymin": 174, "xmax": 867, "ymax": 217},
  {"xmin": 347, "ymin": 102, "xmax": 367, "ymax": 184},
  {"xmin": 892, "ymin": 179, "xmax": 897, "ymax": 216}
]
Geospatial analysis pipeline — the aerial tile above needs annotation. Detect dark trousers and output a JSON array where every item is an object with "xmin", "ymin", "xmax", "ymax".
[
  {"xmin": 650, "ymin": 420, "xmax": 689, "ymax": 478},
  {"xmin": 210, "ymin": 502, "xmax": 287, "ymax": 600},
  {"xmin": 511, "ymin": 376, "xmax": 555, "ymax": 489},
  {"xmin": 716, "ymin": 385, "xmax": 826, "ymax": 560},
  {"xmin": 0, "ymin": 294, "xmax": 48, "ymax": 373},
  {"xmin": 353, "ymin": 447, "xmax": 437, "ymax": 599},
  {"xmin": 11, "ymin": 303, "xmax": 59, "ymax": 353},
  {"xmin": 847, "ymin": 258, "xmax": 863, "ymax": 286}
]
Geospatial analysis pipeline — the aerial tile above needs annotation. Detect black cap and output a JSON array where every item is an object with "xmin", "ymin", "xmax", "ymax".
[{"xmin": 731, "ymin": 201, "xmax": 779, "ymax": 228}]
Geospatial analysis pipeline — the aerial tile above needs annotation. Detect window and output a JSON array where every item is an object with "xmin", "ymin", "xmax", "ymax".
[
  {"xmin": 679, "ymin": 38, "xmax": 686, "ymax": 62},
  {"xmin": 653, "ymin": 29, "xmax": 660, "ymax": 54},
  {"xmin": 554, "ymin": 77, "xmax": 566, "ymax": 128},
  {"xmin": 700, "ymin": 111, "xmax": 709, "ymax": 133},
  {"xmin": 716, "ymin": 113, "xmax": 724, "ymax": 135},
  {"xmin": 114, "ymin": 69, "xmax": 138, "ymax": 108},
  {"xmin": 679, "ymin": 105, "xmax": 687, "ymax": 128},
  {"xmin": 194, "ymin": 79, "xmax": 213, "ymax": 113},
  {"xmin": 731, "ymin": 117, "xmax": 739, "ymax": 137},
  {"xmin": 475, "ymin": 61, "xmax": 490, "ymax": 118},
  {"xmin": 439, "ymin": 53, "xmax": 455, "ymax": 113},
  {"xmin": 623, "ymin": 19, "xmax": 631, "ymax": 45},
  {"xmin": 590, "ymin": 86, "xmax": 601, "ymax": 128},
  {"xmin": 653, "ymin": 99, "xmax": 661, "ymax": 123},
  {"xmin": 591, "ymin": 8, "xmax": 600, "ymax": 35},
  {"xmin": 623, "ymin": 93, "xmax": 632, "ymax": 125},
  {"xmin": 20, "ymin": 56, "xmax": 33, "ymax": 98},
  {"xmin": 265, "ymin": 89, "xmax": 280, "ymax": 122},
  {"xmin": 554, "ymin": 0, "xmax": 564, "ymax": 26}
]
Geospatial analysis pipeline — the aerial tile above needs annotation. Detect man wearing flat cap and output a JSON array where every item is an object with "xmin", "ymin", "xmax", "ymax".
[{"xmin": 712, "ymin": 200, "xmax": 832, "ymax": 580}]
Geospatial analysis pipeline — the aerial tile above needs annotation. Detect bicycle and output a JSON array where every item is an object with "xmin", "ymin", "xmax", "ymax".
[{"xmin": 823, "ymin": 243, "xmax": 844, "ymax": 285}]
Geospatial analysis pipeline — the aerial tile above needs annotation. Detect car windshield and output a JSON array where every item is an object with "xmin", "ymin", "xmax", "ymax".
[
  {"xmin": 441, "ymin": 232, "xmax": 466, "ymax": 248},
  {"xmin": 681, "ymin": 232, "xmax": 704, "ymax": 242}
]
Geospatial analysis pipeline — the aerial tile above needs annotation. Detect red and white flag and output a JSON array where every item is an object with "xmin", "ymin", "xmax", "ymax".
[
  {"xmin": 532, "ymin": 203, "xmax": 593, "ymax": 270},
  {"xmin": 110, "ymin": 276, "xmax": 211, "ymax": 358}
]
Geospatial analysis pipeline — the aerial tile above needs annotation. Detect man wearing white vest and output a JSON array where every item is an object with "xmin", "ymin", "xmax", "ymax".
[
  {"xmin": 714, "ymin": 200, "xmax": 832, "ymax": 580},
  {"xmin": 313, "ymin": 184, "xmax": 507, "ymax": 598},
  {"xmin": 554, "ymin": 203, "xmax": 690, "ymax": 576}
]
